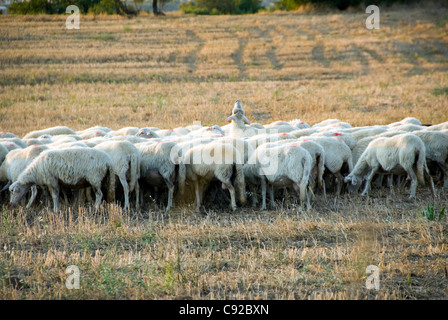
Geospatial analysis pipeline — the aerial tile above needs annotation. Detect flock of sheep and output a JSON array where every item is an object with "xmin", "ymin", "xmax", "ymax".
[{"xmin": 1, "ymin": 100, "xmax": 447, "ymax": 213}]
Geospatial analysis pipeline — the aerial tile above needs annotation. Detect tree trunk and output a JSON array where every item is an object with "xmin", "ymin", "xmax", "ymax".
[{"xmin": 153, "ymin": 0, "xmax": 158, "ymax": 15}]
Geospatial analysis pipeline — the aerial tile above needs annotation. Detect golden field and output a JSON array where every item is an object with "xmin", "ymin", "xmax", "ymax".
[{"xmin": 0, "ymin": 2, "xmax": 448, "ymax": 300}]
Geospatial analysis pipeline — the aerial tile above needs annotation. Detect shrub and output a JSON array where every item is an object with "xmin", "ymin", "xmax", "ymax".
[{"xmin": 180, "ymin": 0, "xmax": 262, "ymax": 15}]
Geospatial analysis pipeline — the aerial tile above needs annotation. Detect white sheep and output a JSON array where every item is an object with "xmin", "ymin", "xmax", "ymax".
[
  {"xmin": 181, "ymin": 141, "xmax": 246, "ymax": 211},
  {"xmin": 225, "ymin": 112, "xmax": 257, "ymax": 138},
  {"xmin": 288, "ymin": 119, "xmax": 311, "ymax": 130},
  {"xmin": 301, "ymin": 136, "xmax": 353, "ymax": 195},
  {"xmin": 138, "ymin": 141, "xmax": 186, "ymax": 212},
  {"xmin": 9, "ymin": 148, "xmax": 116, "ymax": 211},
  {"xmin": 108, "ymin": 127, "xmax": 140, "ymax": 137},
  {"xmin": 0, "ymin": 132, "xmax": 19, "ymax": 139},
  {"xmin": 244, "ymin": 144, "xmax": 312, "ymax": 211},
  {"xmin": 136, "ymin": 128, "xmax": 161, "ymax": 139},
  {"xmin": 95, "ymin": 140, "xmax": 141, "ymax": 211},
  {"xmin": 412, "ymin": 131, "xmax": 448, "ymax": 188},
  {"xmin": 344, "ymin": 133, "xmax": 435, "ymax": 199},
  {"xmin": 0, "ymin": 145, "xmax": 49, "ymax": 207},
  {"xmin": 0, "ymin": 137, "xmax": 27, "ymax": 148},
  {"xmin": 22, "ymin": 126, "xmax": 76, "ymax": 140}
]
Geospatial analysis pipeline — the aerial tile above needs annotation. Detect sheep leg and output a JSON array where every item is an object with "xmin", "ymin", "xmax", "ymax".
[
  {"xmin": 49, "ymin": 185, "xmax": 60, "ymax": 212},
  {"xmin": 118, "ymin": 174, "xmax": 130, "ymax": 211},
  {"xmin": 387, "ymin": 174, "xmax": 395, "ymax": 196},
  {"xmin": 269, "ymin": 184, "xmax": 275, "ymax": 210},
  {"xmin": 361, "ymin": 165, "xmax": 379, "ymax": 197},
  {"xmin": 93, "ymin": 186, "xmax": 103, "ymax": 211},
  {"xmin": 134, "ymin": 181, "xmax": 140, "ymax": 210},
  {"xmin": 260, "ymin": 177, "xmax": 267, "ymax": 211},
  {"xmin": 406, "ymin": 168, "xmax": 418, "ymax": 199},
  {"xmin": 439, "ymin": 162, "xmax": 448, "ymax": 188},
  {"xmin": 26, "ymin": 185, "xmax": 38, "ymax": 209},
  {"xmin": 425, "ymin": 165, "xmax": 436, "ymax": 199},
  {"xmin": 334, "ymin": 171, "xmax": 344, "ymax": 196},
  {"xmin": 194, "ymin": 180, "xmax": 201, "ymax": 211},
  {"xmin": 163, "ymin": 177, "xmax": 175, "ymax": 213},
  {"xmin": 223, "ymin": 182, "xmax": 237, "ymax": 211},
  {"xmin": 249, "ymin": 184, "xmax": 258, "ymax": 207}
]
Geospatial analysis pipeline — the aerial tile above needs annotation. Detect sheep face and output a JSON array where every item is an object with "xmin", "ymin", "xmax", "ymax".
[
  {"xmin": 9, "ymin": 182, "xmax": 31, "ymax": 207},
  {"xmin": 344, "ymin": 174, "xmax": 361, "ymax": 186},
  {"xmin": 136, "ymin": 129, "xmax": 160, "ymax": 139}
]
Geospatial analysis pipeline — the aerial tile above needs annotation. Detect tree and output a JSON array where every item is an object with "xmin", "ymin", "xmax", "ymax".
[{"xmin": 114, "ymin": 0, "xmax": 143, "ymax": 17}]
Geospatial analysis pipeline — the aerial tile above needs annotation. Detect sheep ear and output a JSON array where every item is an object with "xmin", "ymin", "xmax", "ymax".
[
  {"xmin": 0, "ymin": 182, "xmax": 11, "ymax": 193},
  {"xmin": 226, "ymin": 116, "xmax": 233, "ymax": 123},
  {"xmin": 242, "ymin": 115, "xmax": 251, "ymax": 124},
  {"xmin": 352, "ymin": 178, "xmax": 358, "ymax": 185}
]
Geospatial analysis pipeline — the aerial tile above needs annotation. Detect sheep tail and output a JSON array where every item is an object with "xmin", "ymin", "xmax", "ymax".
[
  {"xmin": 301, "ymin": 154, "xmax": 312, "ymax": 191},
  {"xmin": 416, "ymin": 149, "xmax": 426, "ymax": 186},
  {"xmin": 235, "ymin": 163, "xmax": 246, "ymax": 205},
  {"xmin": 106, "ymin": 164, "xmax": 116, "ymax": 203}
]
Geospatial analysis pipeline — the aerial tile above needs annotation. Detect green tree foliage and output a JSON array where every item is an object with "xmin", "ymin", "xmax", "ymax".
[
  {"xmin": 180, "ymin": 0, "xmax": 262, "ymax": 15},
  {"xmin": 274, "ymin": 0, "xmax": 421, "ymax": 11},
  {"xmin": 8, "ymin": 0, "xmax": 147, "ymax": 15}
]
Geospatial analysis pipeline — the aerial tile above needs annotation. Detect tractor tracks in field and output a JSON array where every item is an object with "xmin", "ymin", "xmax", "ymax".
[{"xmin": 185, "ymin": 29, "xmax": 205, "ymax": 74}]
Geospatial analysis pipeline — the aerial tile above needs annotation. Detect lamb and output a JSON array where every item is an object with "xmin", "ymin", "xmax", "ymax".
[
  {"xmin": 244, "ymin": 144, "xmax": 312, "ymax": 211},
  {"xmin": 181, "ymin": 141, "xmax": 246, "ymax": 211},
  {"xmin": 22, "ymin": 126, "xmax": 76, "ymax": 140},
  {"xmin": 9, "ymin": 148, "xmax": 116, "ymax": 211},
  {"xmin": 94, "ymin": 140, "xmax": 141, "ymax": 211},
  {"xmin": 344, "ymin": 133, "xmax": 435, "ymax": 199},
  {"xmin": 412, "ymin": 131, "xmax": 448, "ymax": 188},
  {"xmin": 138, "ymin": 141, "xmax": 186, "ymax": 212}
]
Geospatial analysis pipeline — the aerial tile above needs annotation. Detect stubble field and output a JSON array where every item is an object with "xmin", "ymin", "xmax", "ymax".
[{"xmin": 0, "ymin": 2, "xmax": 447, "ymax": 300}]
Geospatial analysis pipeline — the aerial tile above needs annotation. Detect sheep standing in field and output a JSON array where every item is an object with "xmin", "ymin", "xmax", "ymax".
[
  {"xmin": 244, "ymin": 144, "xmax": 312, "ymax": 211},
  {"xmin": 344, "ymin": 133, "xmax": 435, "ymax": 199},
  {"xmin": 22, "ymin": 126, "xmax": 76, "ymax": 140},
  {"xmin": 301, "ymin": 136, "xmax": 353, "ymax": 195},
  {"xmin": 181, "ymin": 141, "xmax": 246, "ymax": 211},
  {"xmin": 9, "ymin": 148, "xmax": 115, "ymax": 212},
  {"xmin": 0, "ymin": 145, "xmax": 49, "ymax": 207},
  {"xmin": 412, "ymin": 131, "xmax": 448, "ymax": 188},
  {"xmin": 138, "ymin": 141, "xmax": 185, "ymax": 212},
  {"xmin": 95, "ymin": 140, "xmax": 141, "ymax": 211}
]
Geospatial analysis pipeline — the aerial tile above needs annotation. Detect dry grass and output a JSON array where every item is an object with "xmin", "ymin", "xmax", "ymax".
[{"xmin": 0, "ymin": 3, "xmax": 448, "ymax": 300}]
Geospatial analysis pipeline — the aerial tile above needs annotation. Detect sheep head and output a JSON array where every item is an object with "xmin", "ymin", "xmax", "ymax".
[
  {"xmin": 136, "ymin": 128, "xmax": 160, "ymax": 139},
  {"xmin": 9, "ymin": 182, "xmax": 32, "ymax": 207},
  {"xmin": 344, "ymin": 174, "xmax": 361, "ymax": 186}
]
